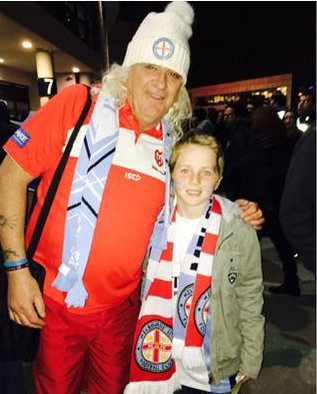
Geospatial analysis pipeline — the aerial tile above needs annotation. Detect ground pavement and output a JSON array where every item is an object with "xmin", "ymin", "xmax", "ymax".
[
  {"xmin": 21, "ymin": 237, "xmax": 316, "ymax": 394},
  {"xmin": 243, "ymin": 237, "xmax": 316, "ymax": 394}
]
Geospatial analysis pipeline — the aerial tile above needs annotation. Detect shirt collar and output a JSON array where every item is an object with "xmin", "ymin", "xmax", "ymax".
[{"xmin": 119, "ymin": 100, "xmax": 162, "ymax": 142}]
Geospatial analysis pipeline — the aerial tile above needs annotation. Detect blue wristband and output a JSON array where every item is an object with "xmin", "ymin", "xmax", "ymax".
[{"xmin": 4, "ymin": 258, "xmax": 28, "ymax": 268}]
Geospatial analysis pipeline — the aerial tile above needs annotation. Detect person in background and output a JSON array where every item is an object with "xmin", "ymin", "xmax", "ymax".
[
  {"xmin": 270, "ymin": 90, "xmax": 287, "ymax": 120},
  {"xmin": 193, "ymin": 107, "xmax": 215, "ymax": 135},
  {"xmin": 283, "ymin": 109, "xmax": 303, "ymax": 157},
  {"xmin": 296, "ymin": 88, "xmax": 316, "ymax": 132},
  {"xmin": 248, "ymin": 106, "xmax": 300, "ymax": 296},
  {"xmin": 280, "ymin": 122, "xmax": 316, "ymax": 275},
  {"xmin": 0, "ymin": 101, "xmax": 18, "ymax": 164},
  {"xmin": 125, "ymin": 132, "xmax": 264, "ymax": 394},
  {"xmin": 217, "ymin": 102, "xmax": 254, "ymax": 201},
  {"xmin": 207, "ymin": 106, "xmax": 225, "ymax": 146},
  {"xmin": 0, "ymin": 2, "xmax": 263, "ymax": 394}
]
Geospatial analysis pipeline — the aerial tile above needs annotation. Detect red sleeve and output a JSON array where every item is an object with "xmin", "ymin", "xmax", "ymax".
[{"xmin": 4, "ymin": 84, "xmax": 89, "ymax": 178}]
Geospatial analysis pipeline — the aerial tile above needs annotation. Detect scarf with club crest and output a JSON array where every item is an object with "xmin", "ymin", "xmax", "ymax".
[{"xmin": 124, "ymin": 196, "xmax": 222, "ymax": 394}]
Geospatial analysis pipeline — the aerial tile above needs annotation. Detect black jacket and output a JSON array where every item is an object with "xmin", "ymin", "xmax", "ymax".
[{"xmin": 279, "ymin": 124, "xmax": 316, "ymax": 271}]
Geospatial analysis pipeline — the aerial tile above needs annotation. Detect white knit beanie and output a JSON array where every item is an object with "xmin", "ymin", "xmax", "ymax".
[{"xmin": 123, "ymin": 1, "xmax": 194, "ymax": 84}]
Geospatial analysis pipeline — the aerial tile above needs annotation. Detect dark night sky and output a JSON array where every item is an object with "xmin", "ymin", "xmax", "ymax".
[{"xmin": 110, "ymin": 1, "xmax": 316, "ymax": 89}]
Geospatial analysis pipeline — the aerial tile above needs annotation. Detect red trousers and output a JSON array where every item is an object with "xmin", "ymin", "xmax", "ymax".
[{"xmin": 34, "ymin": 291, "xmax": 140, "ymax": 394}]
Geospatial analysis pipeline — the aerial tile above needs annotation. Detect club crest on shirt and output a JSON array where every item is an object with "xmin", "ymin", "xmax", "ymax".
[
  {"xmin": 135, "ymin": 320, "xmax": 173, "ymax": 373},
  {"xmin": 177, "ymin": 284, "xmax": 194, "ymax": 328},
  {"xmin": 154, "ymin": 149, "xmax": 164, "ymax": 167},
  {"xmin": 152, "ymin": 37, "xmax": 175, "ymax": 60},
  {"xmin": 194, "ymin": 289, "xmax": 211, "ymax": 336},
  {"xmin": 228, "ymin": 266, "xmax": 238, "ymax": 284}
]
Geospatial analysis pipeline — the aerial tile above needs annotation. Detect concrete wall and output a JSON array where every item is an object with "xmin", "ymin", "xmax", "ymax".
[
  {"xmin": 0, "ymin": 65, "xmax": 41, "ymax": 110},
  {"xmin": 56, "ymin": 73, "xmax": 92, "ymax": 92}
]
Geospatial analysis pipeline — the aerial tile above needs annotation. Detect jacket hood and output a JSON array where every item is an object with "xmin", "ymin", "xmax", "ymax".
[{"xmin": 214, "ymin": 194, "xmax": 241, "ymax": 223}]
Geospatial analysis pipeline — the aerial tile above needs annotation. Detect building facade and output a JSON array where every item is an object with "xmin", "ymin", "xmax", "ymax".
[{"xmin": 0, "ymin": 2, "xmax": 112, "ymax": 120}]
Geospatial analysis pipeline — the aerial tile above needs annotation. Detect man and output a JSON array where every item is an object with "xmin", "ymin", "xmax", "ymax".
[
  {"xmin": 0, "ymin": 3, "xmax": 263, "ymax": 394},
  {"xmin": 279, "ymin": 122, "xmax": 316, "ymax": 275},
  {"xmin": 193, "ymin": 106, "xmax": 215, "ymax": 135},
  {"xmin": 270, "ymin": 90, "xmax": 287, "ymax": 120},
  {"xmin": 218, "ymin": 103, "xmax": 255, "ymax": 201},
  {"xmin": 296, "ymin": 88, "xmax": 316, "ymax": 132}
]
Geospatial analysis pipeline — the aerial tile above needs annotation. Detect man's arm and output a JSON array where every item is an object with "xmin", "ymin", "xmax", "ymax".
[{"xmin": 0, "ymin": 156, "xmax": 46, "ymax": 328}]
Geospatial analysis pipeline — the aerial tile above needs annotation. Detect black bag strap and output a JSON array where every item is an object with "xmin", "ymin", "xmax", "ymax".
[{"xmin": 27, "ymin": 86, "xmax": 92, "ymax": 259}]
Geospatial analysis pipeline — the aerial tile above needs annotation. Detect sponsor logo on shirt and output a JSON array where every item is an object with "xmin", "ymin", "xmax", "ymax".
[
  {"xmin": 11, "ymin": 128, "xmax": 31, "ymax": 148},
  {"xmin": 124, "ymin": 172, "xmax": 141, "ymax": 182}
]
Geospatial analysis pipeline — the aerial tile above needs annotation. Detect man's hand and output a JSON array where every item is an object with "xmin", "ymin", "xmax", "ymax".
[
  {"xmin": 235, "ymin": 199, "xmax": 265, "ymax": 231},
  {"xmin": 7, "ymin": 268, "xmax": 46, "ymax": 329},
  {"xmin": 231, "ymin": 371, "xmax": 251, "ymax": 394},
  {"xmin": 236, "ymin": 371, "xmax": 251, "ymax": 384}
]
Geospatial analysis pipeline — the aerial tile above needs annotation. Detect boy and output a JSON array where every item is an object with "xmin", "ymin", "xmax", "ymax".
[{"xmin": 125, "ymin": 132, "xmax": 264, "ymax": 394}]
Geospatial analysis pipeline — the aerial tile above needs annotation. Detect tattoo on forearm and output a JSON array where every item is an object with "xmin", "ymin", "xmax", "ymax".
[
  {"xmin": 0, "ymin": 215, "xmax": 18, "ymax": 230},
  {"xmin": 3, "ymin": 249, "xmax": 20, "ymax": 260}
]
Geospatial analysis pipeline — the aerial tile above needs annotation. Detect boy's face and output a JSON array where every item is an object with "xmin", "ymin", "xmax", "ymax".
[{"xmin": 172, "ymin": 144, "xmax": 222, "ymax": 218}]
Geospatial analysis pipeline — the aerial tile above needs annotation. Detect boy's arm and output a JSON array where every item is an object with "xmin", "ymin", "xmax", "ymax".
[{"xmin": 234, "ymin": 223, "xmax": 265, "ymax": 379}]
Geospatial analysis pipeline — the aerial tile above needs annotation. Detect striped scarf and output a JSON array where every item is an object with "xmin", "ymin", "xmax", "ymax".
[
  {"xmin": 125, "ymin": 196, "xmax": 222, "ymax": 394},
  {"xmin": 52, "ymin": 94, "xmax": 119, "ymax": 308},
  {"xmin": 52, "ymin": 91, "xmax": 172, "ymax": 308}
]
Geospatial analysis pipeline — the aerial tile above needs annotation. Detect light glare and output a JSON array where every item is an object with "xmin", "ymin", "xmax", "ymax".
[{"xmin": 22, "ymin": 41, "xmax": 33, "ymax": 49}]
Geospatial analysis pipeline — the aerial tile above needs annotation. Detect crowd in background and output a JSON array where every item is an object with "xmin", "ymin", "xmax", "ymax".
[
  {"xmin": 185, "ymin": 88, "xmax": 316, "ymax": 296},
  {"xmin": 0, "ymin": 88, "xmax": 315, "ymax": 299}
]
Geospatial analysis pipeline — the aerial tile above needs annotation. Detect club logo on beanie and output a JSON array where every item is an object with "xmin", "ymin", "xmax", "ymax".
[
  {"xmin": 153, "ymin": 37, "xmax": 175, "ymax": 60},
  {"xmin": 123, "ymin": 2, "xmax": 194, "ymax": 84}
]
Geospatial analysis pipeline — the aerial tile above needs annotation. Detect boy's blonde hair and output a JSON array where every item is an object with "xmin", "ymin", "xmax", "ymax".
[{"xmin": 170, "ymin": 131, "xmax": 225, "ymax": 177}]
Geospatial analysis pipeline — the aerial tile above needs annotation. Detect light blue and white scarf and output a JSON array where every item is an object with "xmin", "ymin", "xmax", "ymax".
[{"xmin": 52, "ymin": 92, "xmax": 172, "ymax": 308}]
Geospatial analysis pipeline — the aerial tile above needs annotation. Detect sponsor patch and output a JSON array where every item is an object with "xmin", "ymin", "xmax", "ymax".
[
  {"xmin": 11, "ymin": 128, "xmax": 31, "ymax": 148},
  {"xmin": 194, "ymin": 289, "xmax": 211, "ymax": 336},
  {"xmin": 135, "ymin": 320, "xmax": 173, "ymax": 373},
  {"xmin": 228, "ymin": 266, "xmax": 238, "ymax": 284},
  {"xmin": 152, "ymin": 37, "xmax": 175, "ymax": 60},
  {"xmin": 177, "ymin": 284, "xmax": 194, "ymax": 328}
]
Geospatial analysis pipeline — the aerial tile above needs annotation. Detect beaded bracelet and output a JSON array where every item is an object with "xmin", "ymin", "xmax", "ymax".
[
  {"xmin": 4, "ymin": 258, "xmax": 28, "ymax": 268},
  {"xmin": 6, "ymin": 263, "xmax": 30, "ymax": 272}
]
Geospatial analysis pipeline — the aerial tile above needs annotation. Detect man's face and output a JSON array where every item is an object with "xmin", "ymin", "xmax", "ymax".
[
  {"xmin": 283, "ymin": 111, "xmax": 296, "ymax": 132},
  {"xmin": 126, "ymin": 63, "xmax": 182, "ymax": 131},
  {"xmin": 297, "ymin": 94, "xmax": 315, "ymax": 117},
  {"xmin": 223, "ymin": 107, "xmax": 237, "ymax": 127}
]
